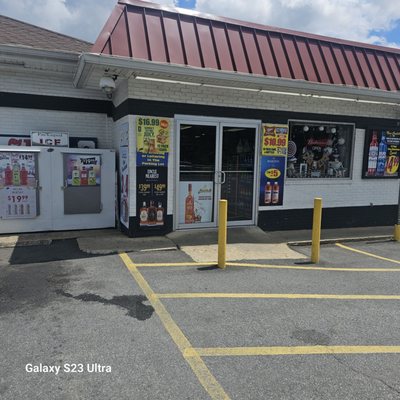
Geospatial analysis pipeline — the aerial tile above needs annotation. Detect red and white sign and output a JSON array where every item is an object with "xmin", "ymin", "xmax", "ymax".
[
  {"xmin": 31, "ymin": 131, "xmax": 69, "ymax": 147},
  {"xmin": 0, "ymin": 135, "xmax": 31, "ymax": 146}
]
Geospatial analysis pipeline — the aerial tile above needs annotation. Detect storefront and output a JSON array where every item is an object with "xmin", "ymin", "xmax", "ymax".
[{"xmin": 1, "ymin": 0, "xmax": 399, "ymax": 236}]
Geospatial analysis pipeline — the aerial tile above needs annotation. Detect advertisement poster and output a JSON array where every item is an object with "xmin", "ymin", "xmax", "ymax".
[
  {"xmin": 136, "ymin": 116, "xmax": 170, "ymax": 167},
  {"xmin": 179, "ymin": 181, "xmax": 214, "ymax": 225},
  {"xmin": 0, "ymin": 134, "xmax": 31, "ymax": 146},
  {"xmin": 66, "ymin": 154, "xmax": 101, "ymax": 187},
  {"xmin": 119, "ymin": 122, "xmax": 130, "ymax": 228},
  {"xmin": 0, "ymin": 152, "xmax": 37, "ymax": 219},
  {"xmin": 363, "ymin": 129, "xmax": 400, "ymax": 179},
  {"xmin": 259, "ymin": 124, "xmax": 288, "ymax": 206},
  {"xmin": 136, "ymin": 166, "xmax": 167, "ymax": 229},
  {"xmin": 31, "ymin": 131, "xmax": 69, "ymax": 147}
]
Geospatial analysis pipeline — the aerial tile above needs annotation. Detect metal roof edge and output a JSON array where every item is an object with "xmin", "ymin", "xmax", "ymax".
[
  {"xmin": 0, "ymin": 44, "xmax": 80, "ymax": 62},
  {"xmin": 74, "ymin": 53, "xmax": 400, "ymax": 105},
  {"xmin": 118, "ymin": 0, "xmax": 400, "ymax": 55}
]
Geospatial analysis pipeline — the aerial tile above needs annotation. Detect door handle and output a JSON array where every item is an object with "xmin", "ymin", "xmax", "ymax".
[{"xmin": 220, "ymin": 171, "xmax": 226, "ymax": 184}]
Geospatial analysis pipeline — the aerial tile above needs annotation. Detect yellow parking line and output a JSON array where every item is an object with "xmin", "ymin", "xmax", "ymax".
[
  {"xmin": 186, "ymin": 345, "xmax": 400, "ymax": 357},
  {"xmin": 119, "ymin": 253, "xmax": 230, "ymax": 400},
  {"xmin": 135, "ymin": 261, "xmax": 400, "ymax": 272},
  {"xmin": 156, "ymin": 293, "xmax": 400, "ymax": 300},
  {"xmin": 336, "ymin": 243, "xmax": 400, "ymax": 265}
]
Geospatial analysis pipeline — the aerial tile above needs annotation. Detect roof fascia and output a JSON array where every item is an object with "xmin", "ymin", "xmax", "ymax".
[{"xmin": 75, "ymin": 53, "xmax": 400, "ymax": 105}]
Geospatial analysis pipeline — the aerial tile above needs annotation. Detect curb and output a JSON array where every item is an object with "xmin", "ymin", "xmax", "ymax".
[
  {"xmin": 0, "ymin": 239, "xmax": 52, "ymax": 248},
  {"xmin": 288, "ymin": 235, "xmax": 393, "ymax": 246}
]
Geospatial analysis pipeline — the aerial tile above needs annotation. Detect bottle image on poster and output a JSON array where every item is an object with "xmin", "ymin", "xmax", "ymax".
[
  {"xmin": 376, "ymin": 131, "xmax": 388, "ymax": 176},
  {"xmin": 0, "ymin": 152, "xmax": 37, "ymax": 219},
  {"xmin": 367, "ymin": 131, "xmax": 379, "ymax": 176},
  {"xmin": 66, "ymin": 154, "xmax": 101, "ymax": 187},
  {"xmin": 179, "ymin": 182, "xmax": 213, "ymax": 225}
]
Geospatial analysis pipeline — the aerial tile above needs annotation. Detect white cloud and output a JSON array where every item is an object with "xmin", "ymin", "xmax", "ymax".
[
  {"xmin": 195, "ymin": 0, "xmax": 400, "ymax": 48},
  {"xmin": 0, "ymin": 0, "xmax": 398, "ymax": 48}
]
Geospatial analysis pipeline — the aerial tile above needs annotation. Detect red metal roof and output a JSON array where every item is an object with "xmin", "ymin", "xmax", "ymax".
[{"xmin": 92, "ymin": 0, "xmax": 400, "ymax": 92}]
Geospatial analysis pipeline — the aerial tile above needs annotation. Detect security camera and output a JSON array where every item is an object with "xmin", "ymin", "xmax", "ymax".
[{"xmin": 99, "ymin": 76, "xmax": 116, "ymax": 99}]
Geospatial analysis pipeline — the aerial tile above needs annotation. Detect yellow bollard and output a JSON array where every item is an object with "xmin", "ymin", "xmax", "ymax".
[
  {"xmin": 218, "ymin": 200, "xmax": 228, "ymax": 269},
  {"xmin": 395, "ymin": 224, "xmax": 400, "ymax": 242},
  {"xmin": 311, "ymin": 198, "xmax": 322, "ymax": 263}
]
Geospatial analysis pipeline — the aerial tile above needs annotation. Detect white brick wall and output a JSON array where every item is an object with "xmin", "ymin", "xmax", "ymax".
[
  {"xmin": 128, "ymin": 79, "xmax": 400, "ymax": 120},
  {"xmin": 0, "ymin": 107, "xmax": 113, "ymax": 149}
]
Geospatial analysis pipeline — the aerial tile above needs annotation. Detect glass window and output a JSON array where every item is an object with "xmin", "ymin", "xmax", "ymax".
[{"xmin": 286, "ymin": 121, "xmax": 354, "ymax": 179}]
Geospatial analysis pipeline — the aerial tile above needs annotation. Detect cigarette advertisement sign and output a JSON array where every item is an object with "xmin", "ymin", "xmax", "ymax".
[
  {"xmin": 136, "ymin": 166, "xmax": 167, "ymax": 230},
  {"xmin": 363, "ymin": 129, "xmax": 400, "ymax": 179},
  {"xmin": 178, "ymin": 181, "xmax": 214, "ymax": 225},
  {"xmin": 0, "ymin": 152, "xmax": 37, "ymax": 219},
  {"xmin": 136, "ymin": 117, "xmax": 170, "ymax": 167},
  {"xmin": 66, "ymin": 154, "xmax": 101, "ymax": 187},
  {"xmin": 259, "ymin": 124, "xmax": 288, "ymax": 207}
]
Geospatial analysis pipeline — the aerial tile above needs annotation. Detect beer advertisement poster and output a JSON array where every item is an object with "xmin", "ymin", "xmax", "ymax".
[
  {"xmin": 66, "ymin": 154, "xmax": 101, "ymax": 187},
  {"xmin": 259, "ymin": 124, "xmax": 288, "ymax": 207},
  {"xmin": 178, "ymin": 181, "xmax": 213, "ymax": 225},
  {"xmin": 0, "ymin": 151, "xmax": 37, "ymax": 219},
  {"xmin": 136, "ymin": 116, "xmax": 170, "ymax": 167},
  {"xmin": 363, "ymin": 129, "xmax": 400, "ymax": 179},
  {"xmin": 136, "ymin": 166, "xmax": 167, "ymax": 230}
]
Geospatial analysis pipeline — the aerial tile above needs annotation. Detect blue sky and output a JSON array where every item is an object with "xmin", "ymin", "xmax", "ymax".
[{"xmin": 0, "ymin": 0, "xmax": 398, "ymax": 48}]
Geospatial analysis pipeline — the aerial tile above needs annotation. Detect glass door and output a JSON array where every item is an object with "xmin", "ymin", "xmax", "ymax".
[
  {"xmin": 221, "ymin": 125, "xmax": 257, "ymax": 224},
  {"xmin": 177, "ymin": 122, "xmax": 218, "ymax": 228}
]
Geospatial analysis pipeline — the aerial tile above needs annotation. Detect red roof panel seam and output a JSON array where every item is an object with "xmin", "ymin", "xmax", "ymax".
[
  {"xmin": 159, "ymin": 11, "xmax": 170, "ymax": 63},
  {"xmin": 252, "ymin": 29, "xmax": 267, "ymax": 76},
  {"xmin": 224, "ymin": 24, "xmax": 238, "ymax": 72},
  {"xmin": 361, "ymin": 48, "xmax": 380, "ymax": 88},
  {"xmin": 209, "ymin": 21, "xmax": 222, "ymax": 70},
  {"xmin": 293, "ymin": 38, "xmax": 309, "ymax": 82},
  {"xmin": 176, "ymin": 14, "xmax": 188, "ymax": 65},
  {"xmin": 329, "ymin": 43, "xmax": 346, "ymax": 85},
  {"xmin": 123, "ymin": 8, "xmax": 133, "ymax": 58},
  {"xmin": 104, "ymin": 6, "xmax": 127, "ymax": 54},
  {"xmin": 316, "ymin": 42, "xmax": 334, "ymax": 84},
  {"xmin": 239, "ymin": 26, "xmax": 252, "ymax": 74},
  {"xmin": 351, "ymin": 46, "xmax": 368, "ymax": 88},
  {"xmin": 265, "ymin": 32, "xmax": 281, "ymax": 77},
  {"xmin": 341, "ymin": 46, "xmax": 358, "ymax": 87},
  {"xmin": 193, "ymin": 17, "xmax": 206, "ymax": 68},
  {"xmin": 382, "ymin": 53, "xmax": 399, "ymax": 90},
  {"xmin": 373, "ymin": 51, "xmax": 390, "ymax": 91},
  {"xmin": 142, "ymin": 9, "xmax": 152, "ymax": 61},
  {"xmin": 280, "ymin": 34, "xmax": 296, "ymax": 79}
]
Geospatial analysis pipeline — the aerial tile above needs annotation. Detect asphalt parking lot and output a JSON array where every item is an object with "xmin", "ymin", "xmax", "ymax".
[{"xmin": 1, "ymin": 237, "xmax": 400, "ymax": 399}]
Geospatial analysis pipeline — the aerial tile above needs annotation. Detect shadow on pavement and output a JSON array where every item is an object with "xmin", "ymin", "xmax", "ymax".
[{"xmin": 8, "ymin": 239, "xmax": 101, "ymax": 265}]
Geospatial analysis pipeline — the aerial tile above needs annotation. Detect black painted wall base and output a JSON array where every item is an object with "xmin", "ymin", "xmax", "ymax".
[
  {"xmin": 258, "ymin": 205, "xmax": 398, "ymax": 231},
  {"xmin": 121, "ymin": 215, "xmax": 174, "ymax": 237}
]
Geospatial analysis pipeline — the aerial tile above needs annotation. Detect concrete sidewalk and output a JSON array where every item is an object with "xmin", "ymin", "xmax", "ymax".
[{"xmin": 0, "ymin": 225, "xmax": 395, "ymax": 261}]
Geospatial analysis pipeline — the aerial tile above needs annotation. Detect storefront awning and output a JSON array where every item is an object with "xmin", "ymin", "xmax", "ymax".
[{"xmin": 90, "ymin": 0, "xmax": 399, "ymax": 93}]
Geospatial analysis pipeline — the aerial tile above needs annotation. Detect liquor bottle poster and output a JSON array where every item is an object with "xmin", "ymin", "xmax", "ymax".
[
  {"xmin": 363, "ymin": 129, "xmax": 400, "ymax": 179},
  {"xmin": 178, "ymin": 181, "xmax": 214, "ymax": 225},
  {"xmin": 259, "ymin": 124, "xmax": 288, "ymax": 206},
  {"xmin": 65, "ymin": 154, "xmax": 101, "ymax": 187},
  {"xmin": 119, "ymin": 146, "xmax": 129, "ymax": 228},
  {"xmin": 0, "ymin": 151, "xmax": 38, "ymax": 219},
  {"xmin": 136, "ymin": 166, "xmax": 167, "ymax": 230},
  {"xmin": 136, "ymin": 116, "xmax": 170, "ymax": 167}
]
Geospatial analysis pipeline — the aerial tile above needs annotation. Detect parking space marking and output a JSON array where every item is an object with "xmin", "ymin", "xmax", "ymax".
[
  {"xmin": 156, "ymin": 293, "xmax": 400, "ymax": 300},
  {"xmin": 186, "ymin": 346, "xmax": 400, "ymax": 357},
  {"xmin": 136, "ymin": 261, "xmax": 400, "ymax": 272},
  {"xmin": 119, "ymin": 253, "xmax": 230, "ymax": 400},
  {"xmin": 336, "ymin": 243, "xmax": 400, "ymax": 265}
]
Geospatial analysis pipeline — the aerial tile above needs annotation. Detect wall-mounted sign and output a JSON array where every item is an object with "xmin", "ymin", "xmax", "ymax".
[
  {"xmin": 65, "ymin": 154, "xmax": 101, "ymax": 187},
  {"xmin": 119, "ymin": 122, "xmax": 130, "ymax": 229},
  {"xmin": 259, "ymin": 124, "xmax": 288, "ymax": 206},
  {"xmin": 0, "ymin": 152, "xmax": 37, "ymax": 219},
  {"xmin": 179, "ymin": 181, "xmax": 213, "ymax": 225},
  {"xmin": 363, "ymin": 129, "xmax": 400, "ymax": 179},
  {"xmin": 136, "ymin": 117, "xmax": 170, "ymax": 167},
  {"xmin": 31, "ymin": 131, "xmax": 69, "ymax": 147},
  {"xmin": 0, "ymin": 134, "xmax": 31, "ymax": 146},
  {"xmin": 136, "ymin": 166, "xmax": 167, "ymax": 229}
]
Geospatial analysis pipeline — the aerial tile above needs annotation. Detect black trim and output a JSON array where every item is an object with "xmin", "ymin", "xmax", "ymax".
[
  {"xmin": 113, "ymin": 99, "xmax": 400, "ymax": 128},
  {"xmin": 258, "ymin": 205, "xmax": 398, "ymax": 231},
  {"xmin": 0, "ymin": 92, "xmax": 112, "ymax": 116},
  {"xmin": 124, "ymin": 215, "xmax": 173, "ymax": 237}
]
